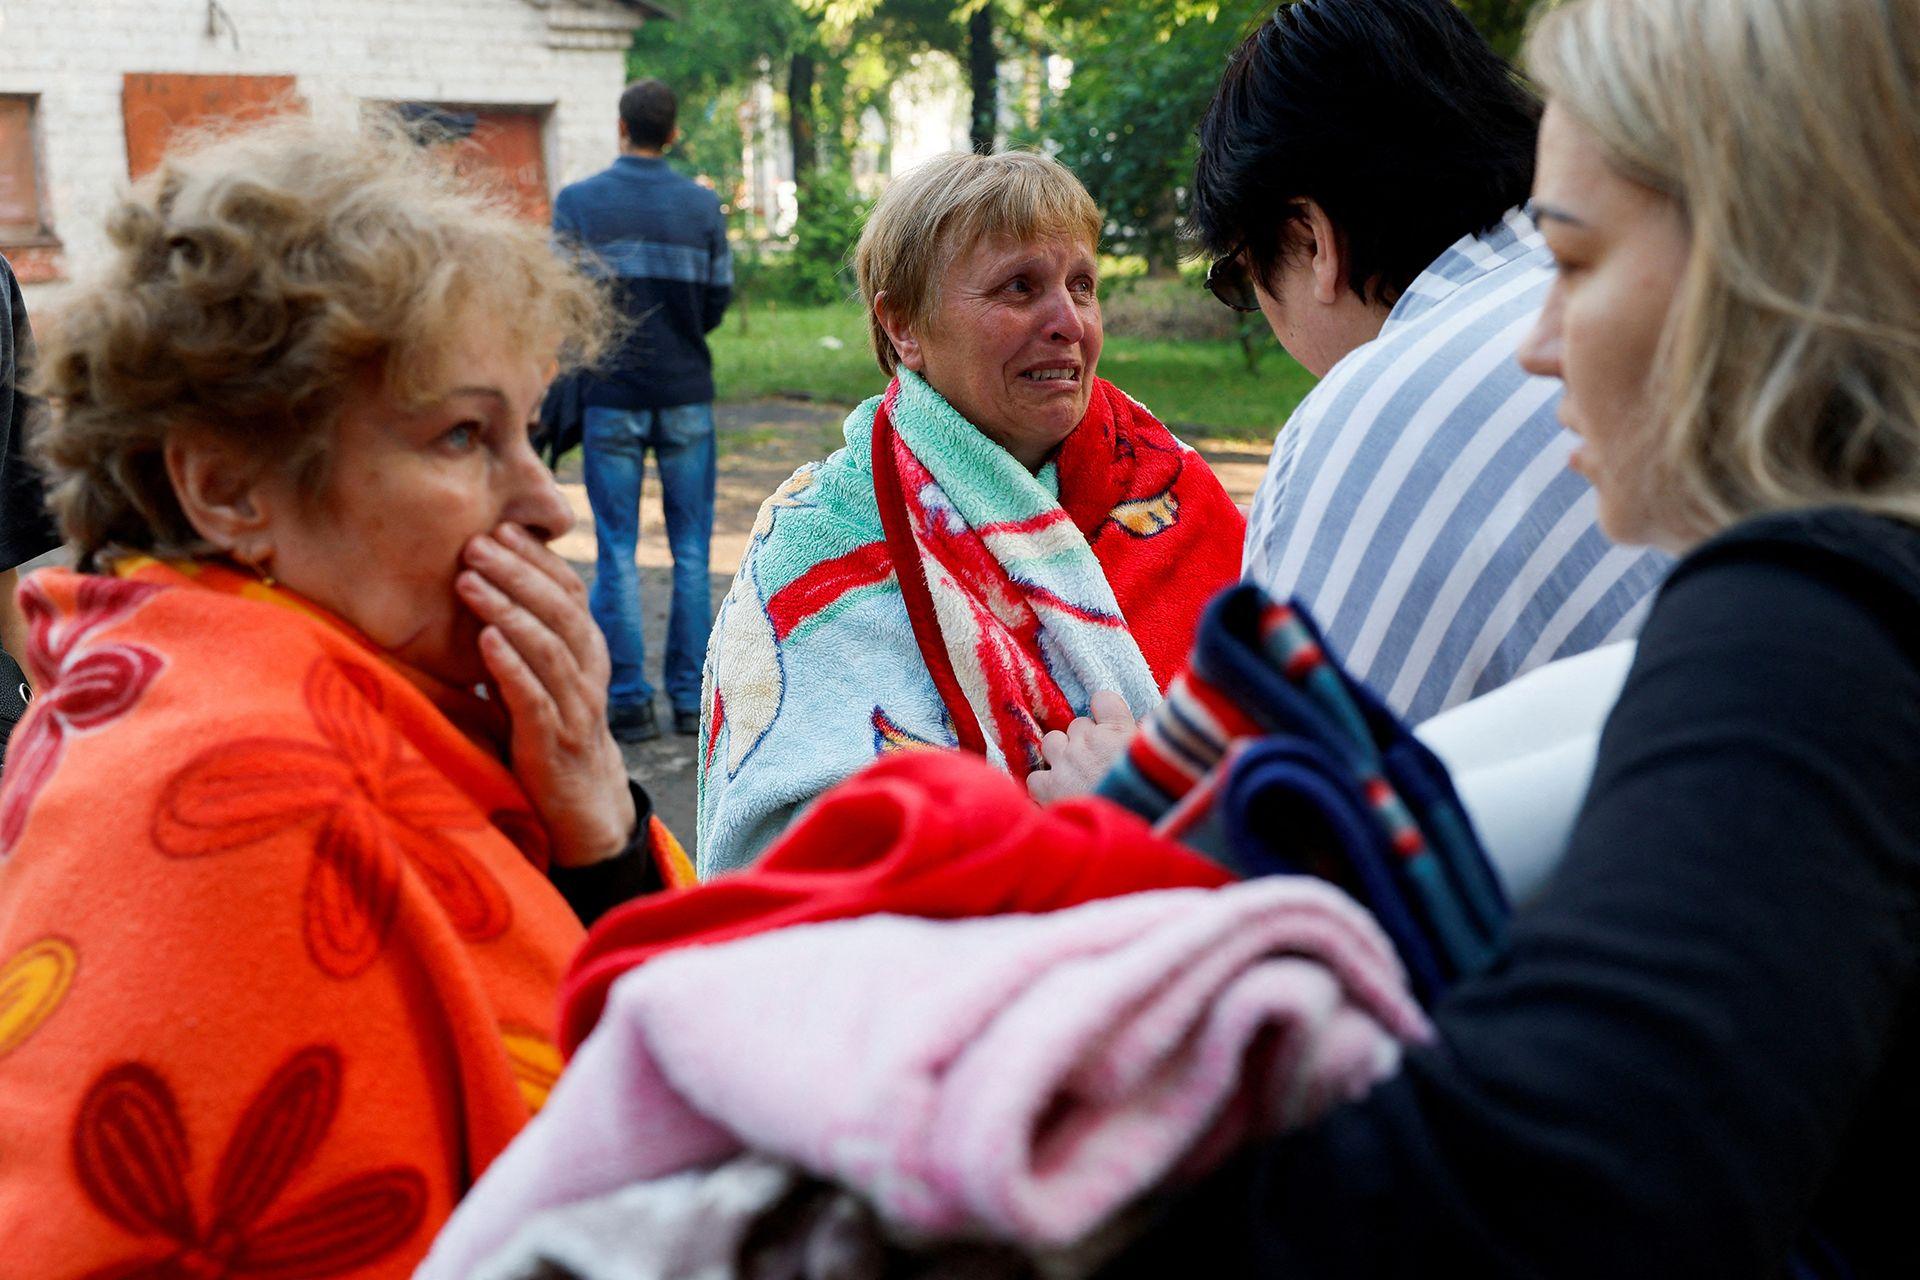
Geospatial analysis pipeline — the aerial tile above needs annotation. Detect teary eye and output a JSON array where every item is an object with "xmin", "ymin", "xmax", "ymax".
[{"xmin": 442, "ymin": 421, "xmax": 482, "ymax": 451}]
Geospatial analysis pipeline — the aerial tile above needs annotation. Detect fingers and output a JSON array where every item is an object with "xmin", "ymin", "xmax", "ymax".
[
  {"xmin": 481, "ymin": 622, "xmax": 635, "ymax": 867},
  {"xmin": 1027, "ymin": 766, "xmax": 1062, "ymax": 804},
  {"xmin": 1039, "ymin": 728, "xmax": 1073, "ymax": 770},
  {"xmin": 463, "ymin": 529, "xmax": 603, "ymax": 682},
  {"xmin": 477, "ymin": 622, "xmax": 553, "ymax": 738},
  {"xmin": 494, "ymin": 521, "xmax": 584, "ymax": 598},
  {"xmin": 457, "ymin": 569, "xmax": 591, "ymax": 728},
  {"xmin": 1089, "ymin": 690, "xmax": 1135, "ymax": 729}
]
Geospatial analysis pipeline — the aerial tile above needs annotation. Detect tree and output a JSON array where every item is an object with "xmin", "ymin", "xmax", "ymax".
[
  {"xmin": 966, "ymin": 2, "xmax": 997, "ymax": 153},
  {"xmin": 1454, "ymin": 0, "xmax": 1545, "ymax": 58},
  {"xmin": 627, "ymin": 0, "xmax": 806, "ymax": 203},
  {"xmin": 1032, "ymin": 1, "xmax": 1267, "ymax": 273},
  {"xmin": 1030, "ymin": 0, "xmax": 1545, "ymax": 273},
  {"xmin": 788, "ymin": 51, "xmax": 819, "ymax": 176}
]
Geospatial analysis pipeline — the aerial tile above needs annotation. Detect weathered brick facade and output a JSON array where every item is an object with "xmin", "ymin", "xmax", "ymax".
[{"xmin": 0, "ymin": 0, "xmax": 655, "ymax": 297}]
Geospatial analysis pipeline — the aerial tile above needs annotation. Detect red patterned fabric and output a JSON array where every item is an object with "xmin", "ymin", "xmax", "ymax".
[
  {"xmin": 70, "ymin": 1047, "xmax": 427, "ymax": 1279},
  {"xmin": 871, "ymin": 376, "xmax": 1247, "ymax": 774},
  {"xmin": 559, "ymin": 750, "xmax": 1234, "ymax": 1055},
  {"xmin": 0, "ymin": 560, "xmax": 592, "ymax": 1275}
]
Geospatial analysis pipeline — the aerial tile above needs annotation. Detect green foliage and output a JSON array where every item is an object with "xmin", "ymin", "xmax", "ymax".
[
  {"xmin": 629, "ymin": 0, "xmax": 804, "ymax": 99},
  {"xmin": 789, "ymin": 167, "xmax": 871, "ymax": 304},
  {"xmin": 711, "ymin": 299, "xmax": 1315, "ymax": 439},
  {"xmin": 1028, "ymin": 3, "xmax": 1268, "ymax": 273},
  {"xmin": 1454, "ymin": 0, "xmax": 1547, "ymax": 59},
  {"xmin": 628, "ymin": 0, "xmax": 804, "ymax": 227}
]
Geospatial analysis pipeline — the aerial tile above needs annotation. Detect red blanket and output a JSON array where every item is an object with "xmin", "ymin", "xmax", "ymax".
[
  {"xmin": 559, "ymin": 751, "xmax": 1233, "ymax": 1054},
  {"xmin": 871, "ymin": 372, "xmax": 1247, "ymax": 770}
]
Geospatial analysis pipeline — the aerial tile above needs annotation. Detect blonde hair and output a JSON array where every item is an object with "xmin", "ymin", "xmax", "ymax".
[
  {"xmin": 1528, "ymin": 0, "xmax": 1920, "ymax": 537},
  {"xmin": 855, "ymin": 151, "xmax": 1102, "ymax": 376},
  {"xmin": 31, "ymin": 115, "xmax": 612, "ymax": 569}
]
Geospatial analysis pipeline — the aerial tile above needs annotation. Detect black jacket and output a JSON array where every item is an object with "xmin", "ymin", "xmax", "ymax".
[{"xmin": 1101, "ymin": 507, "xmax": 1920, "ymax": 1279}]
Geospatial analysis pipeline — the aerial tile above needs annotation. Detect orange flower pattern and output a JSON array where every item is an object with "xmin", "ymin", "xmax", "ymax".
[
  {"xmin": 152, "ymin": 656, "xmax": 509, "ymax": 978},
  {"xmin": 499, "ymin": 1024, "xmax": 563, "ymax": 1114},
  {"xmin": 0, "ymin": 935, "xmax": 77, "ymax": 1060},
  {"xmin": 71, "ymin": 1044, "xmax": 426, "ymax": 1279},
  {"xmin": 0, "ymin": 578, "xmax": 165, "ymax": 854}
]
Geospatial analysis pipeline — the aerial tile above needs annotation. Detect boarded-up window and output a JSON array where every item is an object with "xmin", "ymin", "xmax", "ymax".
[
  {"xmin": 0, "ymin": 97, "xmax": 48, "ymax": 242},
  {"xmin": 460, "ymin": 108, "xmax": 552, "ymax": 224},
  {"xmin": 388, "ymin": 104, "xmax": 553, "ymax": 223},
  {"xmin": 122, "ymin": 73, "xmax": 301, "ymax": 180}
]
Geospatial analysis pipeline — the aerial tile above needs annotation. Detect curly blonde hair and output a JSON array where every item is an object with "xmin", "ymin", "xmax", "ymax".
[
  {"xmin": 855, "ymin": 151, "xmax": 1102, "ymax": 377},
  {"xmin": 31, "ymin": 115, "xmax": 612, "ymax": 569},
  {"xmin": 1529, "ymin": 0, "xmax": 1920, "ymax": 537}
]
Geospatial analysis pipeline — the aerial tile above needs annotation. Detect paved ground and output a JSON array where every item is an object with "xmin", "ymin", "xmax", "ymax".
[{"xmin": 556, "ymin": 399, "xmax": 1271, "ymax": 854}]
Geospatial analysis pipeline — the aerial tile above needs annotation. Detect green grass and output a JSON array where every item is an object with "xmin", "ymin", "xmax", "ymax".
[{"xmin": 710, "ymin": 300, "xmax": 1317, "ymax": 443}]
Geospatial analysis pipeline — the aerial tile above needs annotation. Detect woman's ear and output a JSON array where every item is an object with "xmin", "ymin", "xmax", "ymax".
[
  {"xmin": 873, "ymin": 290, "xmax": 926, "ymax": 373},
  {"xmin": 1299, "ymin": 198, "xmax": 1349, "ymax": 307},
  {"xmin": 163, "ymin": 430, "xmax": 276, "ymax": 565}
]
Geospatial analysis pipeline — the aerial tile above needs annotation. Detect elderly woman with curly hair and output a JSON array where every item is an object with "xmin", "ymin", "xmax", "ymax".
[
  {"xmin": 0, "ymin": 120, "xmax": 683, "ymax": 1275},
  {"xmin": 697, "ymin": 152, "xmax": 1245, "ymax": 875}
]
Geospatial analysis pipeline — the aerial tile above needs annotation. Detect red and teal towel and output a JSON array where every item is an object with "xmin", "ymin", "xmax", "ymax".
[{"xmin": 697, "ymin": 368, "xmax": 1243, "ymax": 875}]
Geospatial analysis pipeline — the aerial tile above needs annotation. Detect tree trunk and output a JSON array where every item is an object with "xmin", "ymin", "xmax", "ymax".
[
  {"xmin": 967, "ymin": 4, "xmax": 997, "ymax": 155},
  {"xmin": 1145, "ymin": 186, "xmax": 1181, "ymax": 277},
  {"xmin": 787, "ymin": 52, "xmax": 817, "ymax": 178}
]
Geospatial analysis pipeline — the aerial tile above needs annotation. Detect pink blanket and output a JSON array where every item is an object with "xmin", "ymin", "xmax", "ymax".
[{"xmin": 420, "ymin": 881, "xmax": 1430, "ymax": 1276}]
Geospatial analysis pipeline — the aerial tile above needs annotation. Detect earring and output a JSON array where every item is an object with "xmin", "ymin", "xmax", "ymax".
[{"xmin": 242, "ymin": 548, "xmax": 276, "ymax": 588}]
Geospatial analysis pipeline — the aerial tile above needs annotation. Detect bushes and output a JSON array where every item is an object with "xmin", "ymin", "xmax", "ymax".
[
  {"xmin": 1100, "ymin": 273, "xmax": 1283, "ymax": 374},
  {"xmin": 736, "ymin": 167, "xmax": 870, "ymax": 307},
  {"xmin": 1100, "ymin": 275, "xmax": 1237, "ymax": 342}
]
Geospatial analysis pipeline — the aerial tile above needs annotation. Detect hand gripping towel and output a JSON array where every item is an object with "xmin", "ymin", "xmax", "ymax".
[
  {"xmin": 696, "ymin": 369, "xmax": 1244, "ymax": 875},
  {"xmin": 560, "ymin": 750, "xmax": 1231, "ymax": 1055},
  {"xmin": 419, "ymin": 880, "xmax": 1430, "ymax": 1278},
  {"xmin": 0, "ymin": 561, "xmax": 656, "ymax": 1277},
  {"xmin": 1097, "ymin": 584, "xmax": 1508, "ymax": 1003}
]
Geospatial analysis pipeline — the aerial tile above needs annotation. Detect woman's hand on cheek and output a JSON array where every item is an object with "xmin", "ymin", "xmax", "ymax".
[
  {"xmin": 458, "ymin": 523, "xmax": 636, "ymax": 867},
  {"xmin": 1025, "ymin": 690, "xmax": 1136, "ymax": 804}
]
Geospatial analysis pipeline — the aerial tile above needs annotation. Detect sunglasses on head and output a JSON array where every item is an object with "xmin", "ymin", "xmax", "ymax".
[{"xmin": 1205, "ymin": 243, "xmax": 1261, "ymax": 313}]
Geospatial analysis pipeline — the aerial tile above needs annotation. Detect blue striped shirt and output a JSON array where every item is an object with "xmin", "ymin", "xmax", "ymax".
[{"xmin": 1243, "ymin": 209, "xmax": 1672, "ymax": 724}]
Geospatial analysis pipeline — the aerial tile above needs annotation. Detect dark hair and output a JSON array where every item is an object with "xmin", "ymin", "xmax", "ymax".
[
  {"xmin": 619, "ymin": 79, "xmax": 677, "ymax": 150},
  {"xmin": 1194, "ymin": 0, "xmax": 1541, "ymax": 306}
]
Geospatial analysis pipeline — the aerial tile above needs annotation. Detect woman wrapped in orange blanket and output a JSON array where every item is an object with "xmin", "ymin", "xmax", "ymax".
[{"xmin": 0, "ymin": 119, "xmax": 684, "ymax": 1276}]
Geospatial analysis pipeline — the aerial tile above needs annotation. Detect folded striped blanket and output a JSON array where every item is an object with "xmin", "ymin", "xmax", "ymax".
[
  {"xmin": 697, "ymin": 368, "xmax": 1243, "ymax": 875},
  {"xmin": 1098, "ymin": 584, "xmax": 1507, "ymax": 1003}
]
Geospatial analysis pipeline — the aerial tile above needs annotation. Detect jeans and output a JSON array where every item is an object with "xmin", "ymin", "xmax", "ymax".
[{"xmin": 582, "ymin": 403, "xmax": 716, "ymax": 713}]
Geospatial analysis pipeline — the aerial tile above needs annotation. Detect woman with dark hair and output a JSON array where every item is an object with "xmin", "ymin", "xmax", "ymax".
[{"xmin": 1191, "ymin": 0, "xmax": 1670, "ymax": 726}]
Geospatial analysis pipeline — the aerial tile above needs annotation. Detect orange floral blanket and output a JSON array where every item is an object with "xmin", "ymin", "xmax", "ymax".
[{"xmin": 0, "ymin": 560, "xmax": 594, "ymax": 1277}]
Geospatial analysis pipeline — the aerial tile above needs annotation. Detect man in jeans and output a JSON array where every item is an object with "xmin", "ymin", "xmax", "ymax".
[{"xmin": 555, "ymin": 79, "xmax": 733, "ymax": 742}]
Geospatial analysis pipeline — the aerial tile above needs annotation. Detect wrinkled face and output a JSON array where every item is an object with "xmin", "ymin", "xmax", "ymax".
[
  {"xmin": 257, "ymin": 314, "xmax": 574, "ymax": 684},
  {"xmin": 1518, "ymin": 103, "xmax": 1692, "ymax": 550},
  {"xmin": 903, "ymin": 233, "xmax": 1103, "ymax": 471}
]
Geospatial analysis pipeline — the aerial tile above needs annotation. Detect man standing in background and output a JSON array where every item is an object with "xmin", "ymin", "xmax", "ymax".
[{"xmin": 555, "ymin": 79, "xmax": 733, "ymax": 743}]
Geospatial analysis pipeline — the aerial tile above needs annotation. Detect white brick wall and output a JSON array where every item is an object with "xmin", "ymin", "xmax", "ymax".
[{"xmin": 0, "ymin": 0, "xmax": 647, "ymax": 301}]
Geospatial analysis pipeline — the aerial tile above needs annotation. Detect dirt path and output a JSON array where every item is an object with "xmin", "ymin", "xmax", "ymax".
[{"xmin": 554, "ymin": 399, "xmax": 1271, "ymax": 852}]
